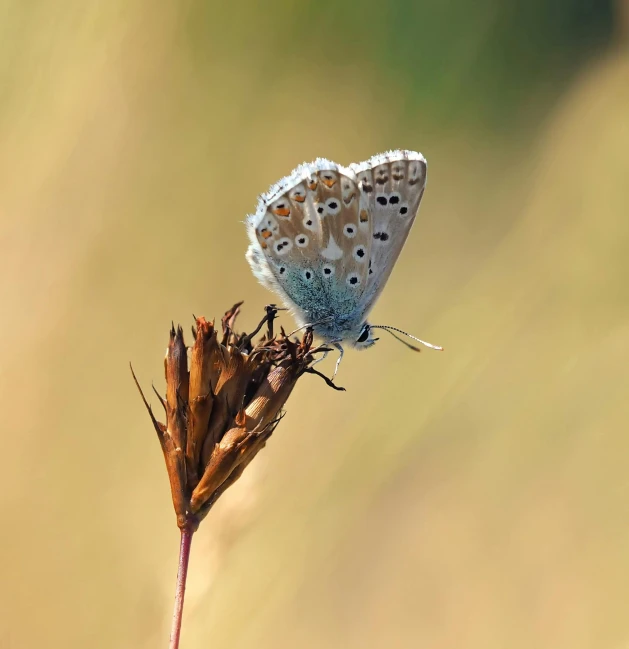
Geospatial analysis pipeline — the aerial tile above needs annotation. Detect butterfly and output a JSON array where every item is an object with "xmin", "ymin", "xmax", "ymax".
[{"xmin": 245, "ymin": 149, "xmax": 442, "ymax": 375}]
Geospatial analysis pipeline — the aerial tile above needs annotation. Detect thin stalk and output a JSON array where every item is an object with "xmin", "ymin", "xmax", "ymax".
[{"xmin": 169, "ymin": 521, "xmax": 195, "ymax": 649}]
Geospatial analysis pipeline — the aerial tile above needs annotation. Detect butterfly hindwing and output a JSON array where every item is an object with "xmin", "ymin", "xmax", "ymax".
[
  {"xmin": 246, "ymin": 160, "xmax": 370, "ymax": 328},
  {"xmin": 350, "ymin": 150, "xmax": 427, "ymax": 321},
  {"xmin": 310, "ymin": 166, "xmax": 371, "ymax": 304}
]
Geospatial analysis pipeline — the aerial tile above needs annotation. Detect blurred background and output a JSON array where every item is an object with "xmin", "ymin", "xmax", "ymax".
[{"xmin": 1, "ymin": 1, "xmax": 628, "ymax": 647}]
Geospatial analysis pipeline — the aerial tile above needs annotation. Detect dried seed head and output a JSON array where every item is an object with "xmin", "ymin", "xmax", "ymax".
[
  {"xmin": 133, "ymin": 303, "xmax": 342, "ymax": 529},
  {"xmin": 244, "ymin": 365, "xmax": 295, "ymax": 431}
]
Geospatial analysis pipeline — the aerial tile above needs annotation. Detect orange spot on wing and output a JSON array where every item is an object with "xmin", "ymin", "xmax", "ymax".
[
  {"xmin": 260, "ymin": 240, "xmax": 268, "ymax": 249},
  {"xmin": 260, "ymin": 229, "xmax": 272, "ymax": 239},
  {"xmin": 321, "ymin": 177, "xmax": 336, "ymax": 188},
  {"xmin": 293, "ymin": 194, "xmax": 306, "ymax": 203},
  {"xmin": 273, "ymin": 206, "xmax": 291, "ymax": 217},
  {"xmin": 307, "ymin": 179, "xmax": 318, "ymax": 190},
  {"xmin": 360, "ymin": 209, "xmax": 369, "ymax": 222}
]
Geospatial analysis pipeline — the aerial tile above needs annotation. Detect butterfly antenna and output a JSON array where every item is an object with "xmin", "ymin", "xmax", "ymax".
[
  {"xmin": 374, "ymin": 327, "xmax": 422, "ymax": 352},
  {"xmin": 371, "ymin": 325, "xmax": 444, "ymax": 352}
]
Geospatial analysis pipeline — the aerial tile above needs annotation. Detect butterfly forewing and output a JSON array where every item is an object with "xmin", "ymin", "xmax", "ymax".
[{"xmin": 350, "ymin": 150, "xmax": 426, "ymax": 321}]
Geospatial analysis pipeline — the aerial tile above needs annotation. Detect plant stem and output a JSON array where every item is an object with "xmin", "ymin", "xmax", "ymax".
[{"xmin": 169, "ymin": 521, "xmax": 195, "ymax": 649}]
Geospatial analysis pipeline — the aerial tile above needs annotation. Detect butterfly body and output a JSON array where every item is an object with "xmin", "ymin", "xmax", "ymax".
[{"xmin": 246, "ymin": 150, "xmax": 428, "ymax": 352}]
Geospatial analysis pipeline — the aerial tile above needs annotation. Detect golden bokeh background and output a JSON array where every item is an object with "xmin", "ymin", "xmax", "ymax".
[{"xmin": 2, "ymin": 2, "xmax": 629, "ymax": 647}]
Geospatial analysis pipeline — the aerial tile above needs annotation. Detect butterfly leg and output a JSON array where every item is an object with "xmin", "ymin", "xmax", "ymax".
[
  {"xmin": 332, "ymin": 342, "xmax": 344, "ymax": 380},
  {"xmin": 310, "ymin": 349, "xmax": 329, "ymax": 368}
]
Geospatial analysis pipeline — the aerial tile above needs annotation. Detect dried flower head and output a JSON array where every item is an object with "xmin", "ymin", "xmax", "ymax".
[{"xmin": 132, "ymin": 303, "xmax": 341, "ymax": 531}]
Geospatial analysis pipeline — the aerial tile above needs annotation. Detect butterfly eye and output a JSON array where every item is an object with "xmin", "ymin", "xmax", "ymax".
[{"xmin": 357, "ymin": 326, "xmax": 370, "ymax": 344}]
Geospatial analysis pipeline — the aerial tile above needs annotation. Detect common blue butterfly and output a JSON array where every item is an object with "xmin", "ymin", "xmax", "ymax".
[{"xmin": 246, "ymin": 150, "xmax": 442, "ymax": 375}]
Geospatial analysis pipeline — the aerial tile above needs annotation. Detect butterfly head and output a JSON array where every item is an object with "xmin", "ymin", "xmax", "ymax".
[{"xmin": 353, "ymin": 322, "xmax": 378, "ymax": 350}]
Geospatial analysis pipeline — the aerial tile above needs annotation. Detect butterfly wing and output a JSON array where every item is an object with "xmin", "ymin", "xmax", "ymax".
[
  {"xmin": 350, "ymin": 150, "xmax": 427, "ymax": 321},
  {"xmin": 246, "ymin": 159, "xmax": 371, "ymax": 334}
]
